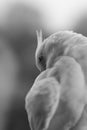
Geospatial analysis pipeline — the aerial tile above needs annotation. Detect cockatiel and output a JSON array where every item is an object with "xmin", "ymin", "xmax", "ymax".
[{"xmin": 25, "ymin": 30, "xmax": 87, "ymax": 130}]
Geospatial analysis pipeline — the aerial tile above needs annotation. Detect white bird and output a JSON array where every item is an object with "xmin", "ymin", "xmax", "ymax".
[
  {"xmin": 25, "ymin": 55, "xmax": 87, "ymax": 130},
  {"xmin": 25, "ymin": 30, "xmax": 87, "ymax": 130}
]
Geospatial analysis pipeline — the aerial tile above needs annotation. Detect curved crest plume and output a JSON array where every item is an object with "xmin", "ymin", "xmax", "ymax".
[{"xmin": 36, "ymin": 30, "xmax": 43, "ymax": 47}]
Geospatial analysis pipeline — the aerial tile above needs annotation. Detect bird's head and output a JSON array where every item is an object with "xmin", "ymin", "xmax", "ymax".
[
  {"xmin": 35, "ymin": 30, "xmax": 79, "ymax": 71},
  {"xmin": 35, "ymin": 30, "xmax": 87, "ymax": 71}
]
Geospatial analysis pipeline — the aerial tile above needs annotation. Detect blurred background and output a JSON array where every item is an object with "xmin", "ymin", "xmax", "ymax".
[{"xmin": 0, "ymin": 0, "xmax": 87, "ymax": 130}]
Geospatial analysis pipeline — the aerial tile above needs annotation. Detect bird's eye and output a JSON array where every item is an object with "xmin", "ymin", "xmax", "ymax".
[
  {"xmin": 39, "ymin": 55, "xmax": 43, "ymax": 62},
  {"xmin": 38, "ymin": 56, "xmax": 46, "ymax": 70}
]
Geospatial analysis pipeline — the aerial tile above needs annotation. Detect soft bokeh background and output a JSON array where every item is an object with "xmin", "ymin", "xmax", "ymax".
[{"xmin": 0, "ymin": 0, "xmax": 87, "ymax": 130}]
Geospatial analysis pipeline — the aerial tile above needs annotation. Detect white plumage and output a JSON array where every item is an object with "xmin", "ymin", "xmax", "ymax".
[{"xmin": 25, "ymin": 31, "xmax": 87, "ymax": 130}]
